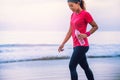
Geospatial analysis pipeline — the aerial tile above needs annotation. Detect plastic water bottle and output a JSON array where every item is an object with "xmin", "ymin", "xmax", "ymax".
[{"xmin": 75, "ymin": 29, "xmax": 85, "ymax": 45}]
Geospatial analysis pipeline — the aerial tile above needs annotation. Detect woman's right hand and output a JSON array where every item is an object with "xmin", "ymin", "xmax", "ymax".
[{"xmin": 58, "ymin": 44, "xmax": 64, "ymax": 53}]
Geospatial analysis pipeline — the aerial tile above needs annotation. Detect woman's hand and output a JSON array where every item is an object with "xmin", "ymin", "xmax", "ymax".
[
  {"xmin": 58, "ymin": 44, "xmax": 64, "ymax": 53},
  {"xmin": 77, "ymin": 33, "xmax": 87, "ymax": 40}
]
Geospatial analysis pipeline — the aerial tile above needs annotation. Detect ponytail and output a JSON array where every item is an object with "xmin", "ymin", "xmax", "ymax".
[{"xmin": 80, "ymin": 0, "xmax": 86, "ymax": 10}]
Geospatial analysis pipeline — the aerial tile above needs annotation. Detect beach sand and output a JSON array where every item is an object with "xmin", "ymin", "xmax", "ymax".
[{"xmin": 0, "ymin": 57, "xmax": 120, "ymax": 80}]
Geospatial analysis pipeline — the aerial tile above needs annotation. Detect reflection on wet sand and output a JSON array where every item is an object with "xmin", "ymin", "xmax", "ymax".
[{"xmin": 0, "ymin": 58, "xmax": 120, "ymax": 80}]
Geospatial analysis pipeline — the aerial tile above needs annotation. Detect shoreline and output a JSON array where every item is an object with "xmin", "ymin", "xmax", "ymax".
[
  {"xmin": 1, "ymin": 55, "xmax": 120, "ymax": 64},
  {"xmin": 1, "ymin": 56, "xmax": 120, "ymax": 64}
]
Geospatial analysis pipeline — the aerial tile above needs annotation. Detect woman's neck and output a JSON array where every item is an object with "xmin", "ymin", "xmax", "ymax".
[{"xmin": 75, "ymin": 7, "xmax": 83, "ymax": 14}]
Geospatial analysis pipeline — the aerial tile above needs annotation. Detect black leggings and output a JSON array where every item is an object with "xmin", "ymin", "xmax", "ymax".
[{"xmin": 69, "ymin": 46, "xmax": 94, "ymax": 80}]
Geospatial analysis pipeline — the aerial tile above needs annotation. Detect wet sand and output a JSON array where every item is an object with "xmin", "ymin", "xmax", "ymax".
[{"xmin": 0, "ymin": 57, "xmax": 120, "ymax": 80}]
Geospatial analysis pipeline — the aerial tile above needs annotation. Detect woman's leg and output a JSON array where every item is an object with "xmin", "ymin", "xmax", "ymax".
[
  {"xmin": 79, "ymin": 58, "xmax": 94, "ymax": 80},
  {"xmin": 78, "ymin": 47, "xmax": 94, "ymax": 80},
  {"xmin": 69, "ymin": 47, "xmax": 80, "ymax": 80},
  {"xmin": 69, "ymin": 46, "xmax": 94, "ymax": 80}
]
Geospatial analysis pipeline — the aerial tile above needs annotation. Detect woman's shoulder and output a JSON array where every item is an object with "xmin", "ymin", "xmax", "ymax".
[
  {"xmin": 82, "ymin": 10, "xmax": 92, "ymax": 17},
  {"xmin": 83, "ymin": 10, "xmax": 91, "ymax": 14}
]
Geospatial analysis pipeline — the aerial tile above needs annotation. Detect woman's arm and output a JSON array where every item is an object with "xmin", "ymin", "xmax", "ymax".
[
  {"xmin": 58, "ymin": 26, "xmax": 72, "ymax": 52},
  {"xmin": 78, "ymin": 21, "xmax": 98, "ymax": 39},
  {"xmin": 89, "ymin": 21, "xmax": 98, "ymax": 35}
]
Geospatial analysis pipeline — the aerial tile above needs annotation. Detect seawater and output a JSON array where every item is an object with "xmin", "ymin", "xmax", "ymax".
[{"xmin": 0, "ymin": 44, "xmax": 120, "ymax": 63}]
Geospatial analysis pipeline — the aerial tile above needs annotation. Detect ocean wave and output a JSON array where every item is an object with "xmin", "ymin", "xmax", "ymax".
[{"xmin": 0, "ymin": 44, "xmax": 120, "ymax": 63}]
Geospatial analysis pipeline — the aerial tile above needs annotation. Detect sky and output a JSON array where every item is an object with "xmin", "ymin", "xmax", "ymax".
[
  {"xmin": 0, "ymin": 0, "xmax": 70, "ymax": 31},
  {"xmin": 0, "ymin": 0, "xmax": 120, "ymax": 44}
]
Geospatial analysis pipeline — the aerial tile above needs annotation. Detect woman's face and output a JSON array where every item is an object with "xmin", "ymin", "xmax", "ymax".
[{"xmin": 68, "ymin": 2, "xmax": 80, "ymax": 12}]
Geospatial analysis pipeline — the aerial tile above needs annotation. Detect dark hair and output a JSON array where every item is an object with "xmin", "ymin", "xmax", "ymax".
[
  {"xmin": 80, "ymin": 0, "xmax": 86, "ymax": 10},
  {"xmin": 68, "ymin": 0, "xmax": 86, "ymax": 10}
]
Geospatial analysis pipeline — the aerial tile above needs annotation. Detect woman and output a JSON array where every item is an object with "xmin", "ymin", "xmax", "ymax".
[{"xmin": 58, "ymin": 0, "xmax": 98, "ymax": 80}]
